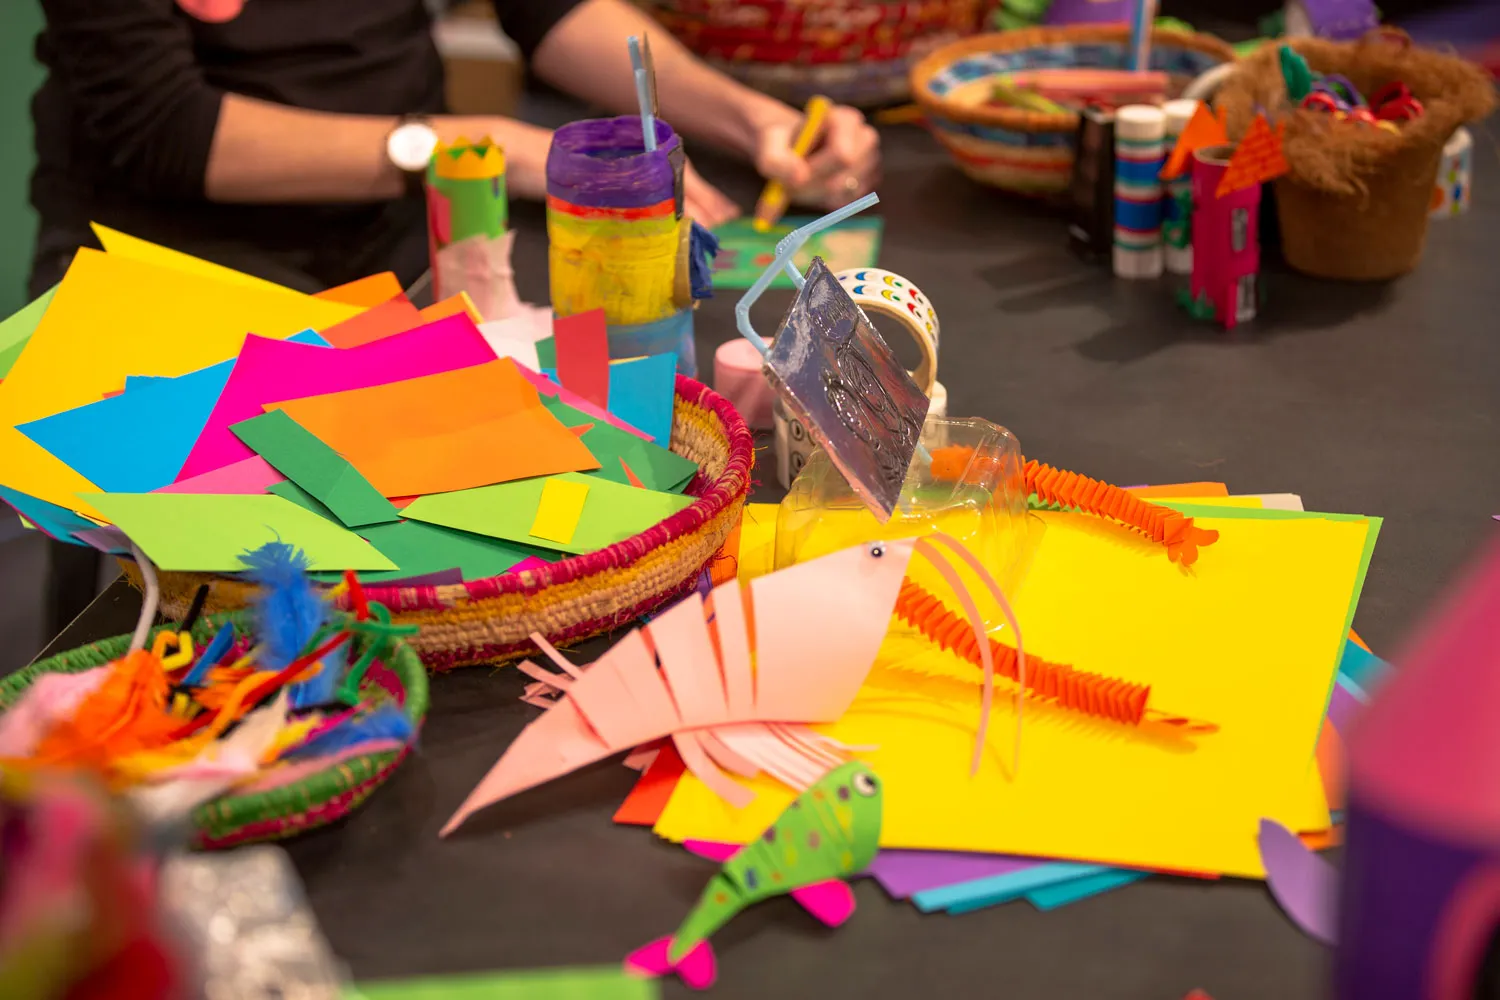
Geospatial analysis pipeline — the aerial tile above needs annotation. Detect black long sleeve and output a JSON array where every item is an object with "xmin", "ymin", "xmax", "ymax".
[
  {"xmin": 37, "ymin": 0, "xmax": 223, "ymax": 201},
  {"xmin": 487, "ymin": 0, "xmax": 588, "ymax": 61}
]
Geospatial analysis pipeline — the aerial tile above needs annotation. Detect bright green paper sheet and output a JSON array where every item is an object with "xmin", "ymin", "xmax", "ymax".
[
  {"xmin": 0, "ymin": 286, "xmax": 58, "ymax": 379},
  {"xmin": 541, "ymin": 398, "xmax": 696, "ymax": 493},
  {"xmin": 231, "ymin": 410, "xmax": 400, "ymax": 528},
  {"xmin": 401, "ymin": 471, "xmax": 694, "ymax": 555},
  {"xmin": 82, "ymin": 492, "xmax": 397, "ymax": 572},
  {"xmin": 346, "ymin": 966, "xmax": 657, "ymax": 999}
]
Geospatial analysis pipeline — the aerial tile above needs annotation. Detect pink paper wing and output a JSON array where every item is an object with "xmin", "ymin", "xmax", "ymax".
[
  {"xmin": 707, "ymin": 581, "xmax": 754, "ymax": 716},
  {"xmin": 790, "ymin": 880, "xmax": 858, "ymax": 928},
  {"xmin": 647, "ymin": 594, "xmax": 729, "ymax": 728}
]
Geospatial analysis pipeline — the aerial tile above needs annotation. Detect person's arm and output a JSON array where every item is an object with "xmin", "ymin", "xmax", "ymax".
[
  {"xmin": 527, "ymin": 0, "xmax": 880, "ymax": 208},
  {"xmin": 41, "ymin": 0, "xmax": 553, "ymax": 205}
]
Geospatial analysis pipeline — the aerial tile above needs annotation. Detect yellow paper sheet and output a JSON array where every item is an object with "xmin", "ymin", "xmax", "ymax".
[
  {"xmin": 1155, "ymin": 495, "xmax": 1264, "ymax": 508},
  {"xmin": 92, "ymin": 225, "xmax": 296, "ymax": 295},
  {"xmin": 737, "ymin": 503, "xmax": 779, "ymax": 583},
  {"xmin": 529, "ymin": 478, "xmax": 590, "ymax": 544},
  {"xmin": 656, "ymin": 510, "xmax": 1369, "ymax": 877},
  {"xmin": 0, "ymin": 249, "xmax": 361, "ymax": 517}
]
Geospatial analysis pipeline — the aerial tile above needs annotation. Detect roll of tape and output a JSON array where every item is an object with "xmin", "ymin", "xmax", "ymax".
[
  {"xmin": 773, "ymin": 398, "xmax": 816, "ymax": 490},
  {"xmin": 833, "ymin": 268, "xmax": 940, "ymax": 394},
  {"xmin": 714, "ymin": 338, "xmax": 776, "ymax": 430},
  {"xmin": 1431, "ymin": 127, "xmax": 1473, "ymax": 219}
]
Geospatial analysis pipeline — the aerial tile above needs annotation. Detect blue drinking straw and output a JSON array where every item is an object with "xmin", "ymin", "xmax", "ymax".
[{"xmin": 627, "ymin": 36, "xmax": 657, "ymax": 152}]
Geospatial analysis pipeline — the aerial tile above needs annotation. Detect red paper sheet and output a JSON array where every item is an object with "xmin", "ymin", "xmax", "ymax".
[{"xmin": 553, "ymin": 309, "xmax": 610, "ymax": 410}]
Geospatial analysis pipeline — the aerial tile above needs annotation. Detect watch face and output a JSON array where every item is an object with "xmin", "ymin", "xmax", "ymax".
[{"xmin": 388, "ymin": 123, "xmax": 438, "ymax": 173}]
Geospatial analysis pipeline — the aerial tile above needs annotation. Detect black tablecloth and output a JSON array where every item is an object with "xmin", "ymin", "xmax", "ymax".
[{"xmin": 44, "ymin": 122, "xmax": 1500, "ymax": 1000}]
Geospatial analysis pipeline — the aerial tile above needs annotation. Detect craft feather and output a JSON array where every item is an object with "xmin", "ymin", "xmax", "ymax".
[
  {"xmin": 240, "ymin": 541, "xmax": 335, "ymax": 708},
  {"xmin": 281, "ymin": 703, "xmax": 412, "ymax": 761},
  {"xmin": 689, "ymin": 222, "xmax": 720, "ymax": 301},
  {"xmin": 180, "ymin": 622, "xmax": 234, "ymax": 688}
]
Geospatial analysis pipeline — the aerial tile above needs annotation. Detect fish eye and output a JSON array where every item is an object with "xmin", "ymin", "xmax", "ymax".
[
  {"xmin": 868, "ymin": 543, "xmax": 885, "ymax": 558},
  {"xmin": 852, "ymin": 772, "xmax": 878, "ymax": 797}
]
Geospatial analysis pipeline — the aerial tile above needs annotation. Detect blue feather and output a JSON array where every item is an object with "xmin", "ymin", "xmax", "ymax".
[
  {"xmin": 689, "ymin": 221, "xmax": 720, "ymax": 301},
  {"xmin": 239, "ymin": 541, "xmax": 336, "ymax": 708},
  {"xmin": 181, "ymin": 622, "xmax": 235, "ymax": 687},
  {"xmin": 283, "ymin": 704, "xmax": 414, "ymax": 760}
]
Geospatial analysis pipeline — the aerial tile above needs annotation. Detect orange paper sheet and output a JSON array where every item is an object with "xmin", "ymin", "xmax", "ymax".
[
  {"xmin": 614, "ymin": 744, "xmax": 687, "ymax": 826},
  {"xmin": 320, "ymin": 296, "xmax": 423, "ymax": 348},
  {"xmin": 1125, "ymin": 482, "xmax": 1229, "ymax": 498},
  {"xmin": 420, "ymin": 292, "xmax": 483, "ymax": 324},
  {"xmin": 268, "ymin": 358, "xmax": 599, "ymax": 497},
  {"xmin": 315, "ymin": 272, "xmax": 404, "ymax": 307}
]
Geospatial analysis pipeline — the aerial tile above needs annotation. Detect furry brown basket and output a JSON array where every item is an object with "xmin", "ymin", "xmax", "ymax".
[{"xmin": 1217, "ymin": 33, "xmax": 1495, "ymax": 281}]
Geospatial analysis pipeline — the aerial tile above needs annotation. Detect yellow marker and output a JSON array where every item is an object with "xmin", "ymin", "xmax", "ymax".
[{"xmin": 752, "ymin": 96, "xmax": 832, "ymax": 233}]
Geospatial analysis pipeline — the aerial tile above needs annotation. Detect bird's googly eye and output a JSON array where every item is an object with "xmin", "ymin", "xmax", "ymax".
[
  {"xmin": 868, "ymin": 543, "xmax": 885, "ymax": 559},
  {"xmin": 852, "ymin": 772, "xmax": 878, "ymax": 797}
]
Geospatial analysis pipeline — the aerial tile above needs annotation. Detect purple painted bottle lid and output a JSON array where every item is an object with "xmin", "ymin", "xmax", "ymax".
[{"xmin": 546, "ymin": 116, "xmax": 682, "ymax": 210}]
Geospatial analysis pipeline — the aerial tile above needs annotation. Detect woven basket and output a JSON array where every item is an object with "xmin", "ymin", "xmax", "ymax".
[
  {"xmin": 1, "ymin": 612, "xmax": 428, "ymax": 849},
  {"xmin": 1217, "ymin": 34, "xmax": 1497, "ymax": 281},
  {"xmin": 638, "ymin": 0, "xmax": 991, "ymax": 108},
  {"xmin": 124, "ymin": 376, "xmax": 754, "ymax": 672},
  {"xmin": 912, "ymin": 27, "xmax": 1235, "ymax": 195}
]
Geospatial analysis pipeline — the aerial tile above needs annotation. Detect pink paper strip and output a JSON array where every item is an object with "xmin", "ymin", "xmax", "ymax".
[
  {"xmin": 176, "ymin": 314, "xmax": 496, "ymax": 480},
  {"xmin": 155, "ymin": 456, "xmax": 284, "ymax": 495}
]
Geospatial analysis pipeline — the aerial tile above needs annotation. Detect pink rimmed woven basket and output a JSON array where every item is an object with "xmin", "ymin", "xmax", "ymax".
[{"xmin": 124, "ymin": 376, "xmax": 754, "ymax": 671}]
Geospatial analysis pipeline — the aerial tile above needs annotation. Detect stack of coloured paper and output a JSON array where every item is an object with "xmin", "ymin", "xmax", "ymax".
[
  {"xmin": 0, "ymin": 227, "xmax": 698, "ymax": 585},
  {"xmin": 614, "ymin": 485, "xmax": 1382, "ymax": 926}
]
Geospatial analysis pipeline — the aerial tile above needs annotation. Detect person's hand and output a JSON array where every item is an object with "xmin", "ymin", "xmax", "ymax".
[
  {"xmin": 684, "ymin": 161, "xmax": 741, "ymax": 228},
  {"xmin": 752, "ymin": 103, "xmax": 880, "ymax": 209}
]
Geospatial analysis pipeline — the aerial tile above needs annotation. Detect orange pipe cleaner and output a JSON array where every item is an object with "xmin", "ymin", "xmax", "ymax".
[
  {"xmin": 894, "ymin": 580, "xmax": 1214, "ymax": 732},
  {"xmin": 927, "ymin": 447, "xmax": 1220, "ymax": 567}
]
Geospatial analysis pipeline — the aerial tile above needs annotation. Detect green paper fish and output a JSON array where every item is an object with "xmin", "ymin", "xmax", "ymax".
[{"xmin": 625, "ymin": 762, "xmax": 884, "ymax": 990}]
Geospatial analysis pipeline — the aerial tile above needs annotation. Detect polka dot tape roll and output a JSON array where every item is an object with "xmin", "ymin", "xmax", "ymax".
[{"xmin": 833, "ymin": 268, "xmax": 940, "ymax": 394}]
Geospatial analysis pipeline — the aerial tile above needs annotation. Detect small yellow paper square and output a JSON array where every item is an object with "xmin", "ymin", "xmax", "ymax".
[{"xmin": 529, "ymin": 478, "xmax": 590, "ymax": 545}]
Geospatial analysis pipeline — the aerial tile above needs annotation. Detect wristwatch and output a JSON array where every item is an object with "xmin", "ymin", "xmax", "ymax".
[{"xmin": 386, "ymin": 115, "xmax": 439, "ymax": 194}]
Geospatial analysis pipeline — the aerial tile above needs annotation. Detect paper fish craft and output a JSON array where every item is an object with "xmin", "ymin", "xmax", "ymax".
[
  {"xmin": 624, "ymin": 761, "xmax": 884, "ymax": 990},
  {"xmin": 440, "ymin": 534, "xmax": 1019, "ymax": 836}
]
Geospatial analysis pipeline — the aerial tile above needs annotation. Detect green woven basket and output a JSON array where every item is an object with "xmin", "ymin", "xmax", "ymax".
[{"xmin": 0, "ymin": 612, "xmax": 428, "ymax": 849}]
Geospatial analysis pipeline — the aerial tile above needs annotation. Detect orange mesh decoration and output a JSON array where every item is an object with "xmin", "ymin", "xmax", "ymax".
[
  {"xmin": 927, "ymin": 446, "xmax": 1220, "ymax": 566},
  {"xmin": 894, "ymin": 580, "xmax": 1215, "ymax": 732}
]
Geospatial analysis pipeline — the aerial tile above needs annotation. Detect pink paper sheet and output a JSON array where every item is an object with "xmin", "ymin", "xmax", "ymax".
[
  {"xmin": 175, "ymin": 314, "xmax": 496, "ymax": 480},
  {"xmin": 513, "ymin": 362, "xmax": 651, "ymax": 441},
  {"xmin": 155, "ymin": 456, "xmax": 284, "ymax": 495}
]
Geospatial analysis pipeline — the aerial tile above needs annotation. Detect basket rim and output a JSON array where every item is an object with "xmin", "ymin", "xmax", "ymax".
[
  {"xmin": 910, "ymin": 26, "xmax": 1238, "ymax": 133},
  {"xmin": 5, "ymin": 612, "xmax": 429, "ymax": 844},
  {"xmin": 356, "ymin": 372, "xmax": 753, "ymax": 609}
]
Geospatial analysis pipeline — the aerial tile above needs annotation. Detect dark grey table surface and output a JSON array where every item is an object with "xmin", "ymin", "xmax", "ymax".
[{"xmin": 47, "ymin": 120, "xmax": 1500, "ymax": 1000}]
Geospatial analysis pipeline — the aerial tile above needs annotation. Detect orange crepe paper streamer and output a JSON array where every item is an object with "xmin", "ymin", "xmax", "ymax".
[
  {"xmin": 1125, "ymin": 482, "xmax": 1229, "ymax": 498},
  {"xmin": 268, "ymin": 359, "xmax": 599, "ymax": 498},
  {"xmin": 1217, "ymin": 115, "xmax": 1289, "ymax": 198},
  {"xmin": 419, "ymin": 292, "xmax": 483, "ymax": 324},
  {"xmin": 894, "ymin": 579, "xmax": 1216, "ymax": 732},
  {"xmin": 614, "ymin": 743, "xmax": 687, "ymax": 826},
  {"xmin": 315, "ymin": 272, "xmax": 404, "ymax": 307},
  {"xmin": 928, "ymin": 447, "xmax": 1220, "ymax": 566},
  {"xmin": 1161, "ymin": 103, "xmax": 1229, "ymax": 181},
  {"xmin": 320, "ymin": 296, "xmax": 423, "ymax": 349}
]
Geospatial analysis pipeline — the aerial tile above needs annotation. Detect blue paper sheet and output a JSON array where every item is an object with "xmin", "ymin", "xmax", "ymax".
[
  {"xmin": 914, "ymin": 863, "xmax": 1110, "ymax": 914},
  {"xmin": 1338, "ymin": 639, "xmax": 1391, "ymax": 694},
  {"xmin": 1026, "ymin": 869, "xmax": 1150, "ymax": 911},
  {"xmin": 545, "ymin": 353, "xmax": 677, "ymax": 445},
  {"xmin": 0, "ymin": 485, "xmax": 100, "ymax": 544},
  {"xmin": 17, "ymin": 330, "xmax": 327, "ymax": 494}
]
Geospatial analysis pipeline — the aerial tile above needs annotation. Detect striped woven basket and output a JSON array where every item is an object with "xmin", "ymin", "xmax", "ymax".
[
  {"xmin": 912, "ymin": 27, "xmax": 1235, "ymax": 196},
  {"xmin": 124, "ymin": 376, "xmax": 754, "ymax": 672},
  {"xmin": 638, "ymin": 0, "xmax": 992, "ymax": 108},
  {"xmin": 0, "ymin": 613, "xmax": 428, "ymax": 849}
]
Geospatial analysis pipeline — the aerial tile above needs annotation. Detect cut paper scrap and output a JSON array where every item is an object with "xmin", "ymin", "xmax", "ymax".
[
  {"xmin": 1028, "ymin": 869, "xmax": 1150, "ymax": 911},
  {"xmin": 0, "ymin": 485, "xmax": 100, "ymax": 544},
  {"xmin": 914, "ymin": 862, "xmax": 1115, "ymax": 914},
  {"xmin": 268, "ymin": 479, "xmax": 553, "ymax": 583},
  {"xmin": 0, "ymin": 249, "xmax": 360, "ymax": 515},
  {"xmin": 320, "ymin": 295, "xmax": 423, "ymax": 349},
  {"xmin": 517, "ymin": 362, "xmax": 650, "ymax": 441},
  {"xmin": 177, "ymin": 312, "xmax": 495, "ymax": 481},
  {"xmin": 442, "ymin": 539, "xmax": 948, "ymax": 835},
  {"xmin": 529, "ymin": 478, "xmax": 590, "ymax": 545},
  {"xmin": 315, "ymin": 271, "xmax": 404, "ymax": 308},
  {"xmin": 553, "ymin": 309, "xmax": 610, "ymax": 410},
  {"xmin": 709, "ymin": 215, "xmax": 883, "ymax": 290},
  {"xmin": 349, "ymin": 966, "xmax": 658, "ymax": 1000},
  {"xmin": 656, "ymin": 509, "xmax": 1373, "ymax": 877},
  {"xmin": 870, "ymin": 850, "xmax": 1044, "ymax": 900},
  {"xmin": 540, "ymin": 398, "xmax": 696, "ymax": 493},
  {"xmin": 1217, "ymin": 114, "xmax": 1289, "ymax": 198},
  {"xmin": 268, "ymin": 359, "xmax": 599, "ymax": 498},
  {"xmin": 403, "ymin": 470, "xmax": 690, "ymax": 556},
  {"xmin": 91, "ymin": 224, "xmax": 293, "ymax": 295},
  {"xmin": 231, "ymin": 410, "xmax": 400, "ymax": 528},
  {"xmin": 546, "ymin": 353, "xmax": 678, "ymax": 446},
  {"xmin": 16, "ymin": 330, "xmax": 325, "ymax": 497},
  {"xmin": 155, "ymin": 456, "xmax": 284, "ymax": 496},
  {"xmin": 1258, "ymin": 819, "xmax": 1338, "ymax": 944},
  {"xmin": 81, "ymin": 493, "xmax": 396, "ymax": 572},
  {"xmin": 0, "ymin": 286, "xmax": 56, "ymax": 380}
]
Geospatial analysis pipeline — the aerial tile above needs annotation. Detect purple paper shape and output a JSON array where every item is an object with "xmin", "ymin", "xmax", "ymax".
[
  {"xmin": 1259, "ymin": 819, "xmax": 1338, "ymax": 945},
  {"xmin": 176, "ymin": 313, "xmax": 496, "ymax": 481},
  {"xmin": 866, "ymin": 850, "xmax": 1044, "ymax": 899},
  {"xmin": 1326, "ymin": 676, "xmax": 1365, "ymax": 738},
  {"xmin": 1293, "ymin": 0, "xmax": 1379, "ymax": 41}
]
